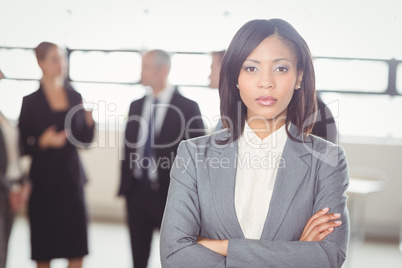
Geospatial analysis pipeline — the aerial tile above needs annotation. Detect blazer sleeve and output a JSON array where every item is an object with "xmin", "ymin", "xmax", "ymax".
[
  {"xmin": 18, "ymin": 96, "xmax": 42, "ymax": 156},
  {"xmin": 118, "ymin": 102, "xmax": 136, "ymax": 196},
  {"xmin": 160, "ymin": 141, "xmax": 226, "ymax": 268},
  {"xmin": 67, "ymin": 92, "xmax": 95, "ymax": 146},
  {"xmin": 226, "ymin": 145, "xmax": 349, "ymax": 268}
]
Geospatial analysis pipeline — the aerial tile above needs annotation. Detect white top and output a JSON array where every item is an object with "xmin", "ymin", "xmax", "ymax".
[
  {"xmin": 235, "ymin": 122, "xmax": 288, "ymax": 239},
  {"xmin": 133, "ymin": 85, "xmax": 176, "ymax": 181},
  {"xmin": 0, "ymin": 113, "xmax": 23, "ymax": 181}
]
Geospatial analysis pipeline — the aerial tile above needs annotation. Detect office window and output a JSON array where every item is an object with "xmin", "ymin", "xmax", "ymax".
[
  {"xmin": 0, "ymin": 48, "xmax": 41, "ymax": 79},
  {"xmin": 314, "ymin": 59, "xmax": 388, "ymax": 93},
  {"xmin": 0, "ymin": 79, "xmax": 38, "ymax": 122},
  {"xmin": 71, "ymin": 82, "xmax": 145, "ymax": 126},
  {"xmin": 391, "ymin": 96, "xmax": 402, "ymax": 138},
  {"xmin": 319, "ymin": 92, "xmax": 396, "ymax": 140},
  {"xmin": 170, "ymin": 53, "xmax": 210, "ymax": 86},
  {"xmin": 396, "ymin": 63, "xmax": 402, "ymax": 94},
  {"xmin": 69, "ymin": 51, "xmax": 142, "ymax": 83}
]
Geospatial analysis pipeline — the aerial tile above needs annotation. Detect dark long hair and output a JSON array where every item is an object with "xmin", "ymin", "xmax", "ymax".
[{"xmin": 219, "ymin": 19, "xmax": 316, "ymax": 143}]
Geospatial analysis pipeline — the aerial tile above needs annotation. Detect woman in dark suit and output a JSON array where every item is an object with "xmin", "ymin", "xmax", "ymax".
[{"xmin": 18, "ymin": 42, "xmax": 94, "ymax": 268}]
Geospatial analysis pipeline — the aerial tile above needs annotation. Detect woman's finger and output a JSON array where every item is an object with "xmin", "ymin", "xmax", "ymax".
[
  {"xmin": 303, "ymin": 212, "xmax": 341, "ymax": 238},
  {"xmin": 317, "ymin": 227, "xmax": 334, "ymax": 241},
  {"xmin": 302, "ymin": 207, "xmax": 329, "ymax": 233},
  {"xmin": 302, "ymin": 220, "xmax": 342, "ymax": 241}
]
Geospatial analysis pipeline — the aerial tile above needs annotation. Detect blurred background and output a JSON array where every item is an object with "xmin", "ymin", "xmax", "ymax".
[{"xmin": 1, "ymin": 0, "xmax": 402, "ymax": 267}]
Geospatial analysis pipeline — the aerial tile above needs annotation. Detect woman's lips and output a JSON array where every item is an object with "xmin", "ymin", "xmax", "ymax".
[{"xmin": 256, "ymin": 96, "xmax": 277, "ymax": 106}]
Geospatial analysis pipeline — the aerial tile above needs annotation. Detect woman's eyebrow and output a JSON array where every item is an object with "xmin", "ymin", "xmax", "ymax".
[
  {"xmin": 244, "ymin": 59, "xmax": 260, "ymax": 64},
  {"xmin": 244, "ymin": 58, "xmax": 294, "ymax": 64},
  {"xmin": 273, "ymin": 58, "xmax": 293, "ymax": 64}
]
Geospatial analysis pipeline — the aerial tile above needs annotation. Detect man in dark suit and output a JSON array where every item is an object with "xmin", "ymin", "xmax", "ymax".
[{"xmin": 119, "ymin": 49, "xmax": 205, "ymax": 268}]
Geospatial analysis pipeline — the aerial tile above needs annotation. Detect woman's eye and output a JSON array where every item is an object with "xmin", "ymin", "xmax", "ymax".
[
  {"xmin": 245, "ymin": 66, "xmax": 258, "ymax": 72},
  {"xmin": 275, "ymin": 66, "xmax": 288, "ymax": 72}
]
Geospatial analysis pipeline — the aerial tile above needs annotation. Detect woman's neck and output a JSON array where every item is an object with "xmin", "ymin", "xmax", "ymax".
[
  {"xmin": 247, "ymin": 117, "xmax": 286, "ymax": 140},
  {"xmin": 41, "ymin": 76, "xmax": 64, "ymax": 91}
]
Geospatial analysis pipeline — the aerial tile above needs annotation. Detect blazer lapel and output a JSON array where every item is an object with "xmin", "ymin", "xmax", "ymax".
[
  {"xmin": 158, "ymin": 88, "xmax": 178, "ymax": 140},
  {"xmin": 208, "ymin": 130, "xmax": 244, "ymax": 238},
  {"xmin": 261, "ymin": 125, "xmax": 312, "ymax": 240},
  {"xmin": 127, "ymin": 97, "xmax": 145, "ymax": 146}
]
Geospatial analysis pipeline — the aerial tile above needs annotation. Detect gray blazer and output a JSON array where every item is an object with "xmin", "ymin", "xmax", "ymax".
[{"xmin": 160, "ymin": 125, "xmax": 350, "ymax": 268}]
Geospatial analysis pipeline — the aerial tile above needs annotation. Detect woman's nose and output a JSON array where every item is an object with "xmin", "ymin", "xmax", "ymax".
[{"xmin": 258, "ymin": 72, "xmax": 273, "ymax": 89}]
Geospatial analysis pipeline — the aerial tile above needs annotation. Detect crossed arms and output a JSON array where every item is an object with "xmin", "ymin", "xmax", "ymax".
[{"xmin": 160, "ymin": 141, "xmax": 349, "ymax": 268}]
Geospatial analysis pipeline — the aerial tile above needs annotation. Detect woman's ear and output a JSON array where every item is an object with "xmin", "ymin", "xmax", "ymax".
[
  {"xmin": 295, "ymin": 70, "xmax": 303, "ymax": 90},
  {"xmin": 37, "ymin": 59, "xmax": 45, "ymax": 71}
]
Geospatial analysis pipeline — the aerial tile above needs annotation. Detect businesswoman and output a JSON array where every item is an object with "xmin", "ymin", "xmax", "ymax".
[
  {"xmin": 160, "ymin": 19, "xmax": 349, "ymax": 267},
  {"xmin": 18, "ymin": 42, "xmax": 94, "ymax": 268}
]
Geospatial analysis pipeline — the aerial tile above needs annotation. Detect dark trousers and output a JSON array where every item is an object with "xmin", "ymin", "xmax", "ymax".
[
  {"xmin": 125, "ymin": 190, "xmax": 163, "ymax": 268},
  {"xmin": 0, "ymin": 194, "xmax": 14, "ymax": 268}
]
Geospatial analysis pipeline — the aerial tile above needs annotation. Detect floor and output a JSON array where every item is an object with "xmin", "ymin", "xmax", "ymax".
[
  {"xmin": 7, "ymin": 217, "xmax": 161, "ymax": 268},
  {"xmin": 6, "ymin": 217, "xmax": 402, "ymax": 268}
]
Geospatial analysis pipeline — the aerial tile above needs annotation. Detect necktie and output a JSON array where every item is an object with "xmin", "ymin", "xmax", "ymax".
[{"xmin": 143, "ymin": 98, "xmax": 157, "ymax": 161}]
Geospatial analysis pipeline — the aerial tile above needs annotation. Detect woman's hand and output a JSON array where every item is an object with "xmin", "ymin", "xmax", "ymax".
[
  {"xmin": 80, "ymin": 101, "xmax": 95, "ymax": 127},
  {"xmin": 38, "ymin": 125, "xmax": 67, "ymax": 149},
  {"xmin": 299, "ymin": 207, "xmax": 342, "ymax": 242},
  {"xmin": 197, "ymin": 237, "xmax": 229, "ymax": 256},
  {"xmin": 9, "ymin": 182, "xmax": 31, "ymax": 212}
]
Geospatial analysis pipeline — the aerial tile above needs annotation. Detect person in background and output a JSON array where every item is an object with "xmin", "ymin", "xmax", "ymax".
[
  {"xmin": 208, "ymin": 50, "xmax": 225, "ymax": 90},
  {"xmin": 18, "ymin": 42, "xmax": 94, "ymax": 268},
  {"xmin": 312, "ymin": 93, "xmax": 338, "ymax": 143},
  {"xmin": 208, "ymin": 50, "xmax": 226, "ymax": 131},
  {"xmin": 0, "ymin": 71, "xmax": 30, "ymax": 268},
  {"xmin": 160, "ymin": 19, "xmax": 349, "ymax": 267},
  {"xmin": 119, "ymin": 49, "xmax": 205, "ymax": 268}
]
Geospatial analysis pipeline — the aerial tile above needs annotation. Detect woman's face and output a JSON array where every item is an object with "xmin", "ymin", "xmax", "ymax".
[
  {"xmin": 237, "ymin": 35, "xmax": 302, "ymax": 127},
  {"xmin": 39, "ymin": 46, "xmax": 65, "ymax": 79}
]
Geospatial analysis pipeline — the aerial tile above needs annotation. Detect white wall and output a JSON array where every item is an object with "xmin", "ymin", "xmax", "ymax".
[
  {"xmin": 79, "ymin": 130, "xmax": 126, "ymax": 222},
  {"xmin": 341, "ymin": 142, "xmax": 402, "ymax": 240}
]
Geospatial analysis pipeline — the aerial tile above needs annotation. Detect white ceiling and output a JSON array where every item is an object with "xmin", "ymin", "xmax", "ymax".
[{"xmin": 1, "ymin": 0, "xmax": 402, "ymax": 58}]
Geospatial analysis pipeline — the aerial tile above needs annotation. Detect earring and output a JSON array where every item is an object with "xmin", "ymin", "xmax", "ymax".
[
  {"xmin": 236, "ymin": 84, "xmax": 240, "ymax": 89},
  {"xmin": 296, "ymin": 85, "xmax": 301, "ymax": 89}
]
